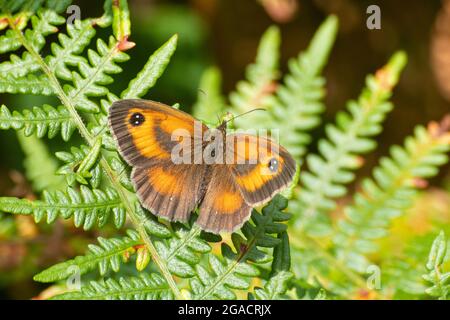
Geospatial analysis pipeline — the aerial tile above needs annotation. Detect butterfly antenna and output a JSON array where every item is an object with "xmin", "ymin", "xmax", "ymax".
[{"xmin": 224, "ymin": 108, "xmax": 266, "ymax": 124}]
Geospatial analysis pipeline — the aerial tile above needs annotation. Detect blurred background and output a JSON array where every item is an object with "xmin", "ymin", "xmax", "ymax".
[{"xmin": 0, "ymin": 0, "xmax": 449, "ymax": 299}]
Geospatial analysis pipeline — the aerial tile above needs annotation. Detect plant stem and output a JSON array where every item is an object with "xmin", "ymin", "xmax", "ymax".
[{"xmin": 7, "ymin": 15, "xmax": 182, "ymax": 300}]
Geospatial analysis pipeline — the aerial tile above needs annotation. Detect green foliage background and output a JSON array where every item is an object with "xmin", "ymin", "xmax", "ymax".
[{"xmin": 0, "ymin": 0, "xmax": 449, "ymax": 300}]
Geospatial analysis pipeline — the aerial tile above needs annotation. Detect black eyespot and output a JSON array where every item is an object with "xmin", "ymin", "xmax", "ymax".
[
  {"xmin": 211, "ymin": 149, "xmax": 216, "ymax": 158},
  {"xmin": 268, "ymin": 158, "xmax": 279, "ymax": 172},
  {"xmin": 129, "ymin": 112, "xmax": 145, "ymax": 126}
]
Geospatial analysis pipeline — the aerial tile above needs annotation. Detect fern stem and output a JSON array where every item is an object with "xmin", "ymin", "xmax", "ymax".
[
  {"xmin": 7, "ymin": 15, "xmax": 182, "ymax": 300},
  {"xmin": 166, "ymin": 226, "xmax": 202, "ymax": 261}
]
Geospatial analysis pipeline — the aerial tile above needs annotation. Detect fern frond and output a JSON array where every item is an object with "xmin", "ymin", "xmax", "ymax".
[
  {"xmin": 229, "ymin": 25, "xmax": 280, "ymax": 129},
  {"xmin": 423, "ymin": 231, "xmax": 450, "ymax": 299},
  {"xmin": 292, "ymin": 51, "xmax": 407, "ymax": 235},
  {"xmin": 0, "ymin": 74, "xmax": 54, "ymax": 95},
  {"xmin": 271, "ymin": 231, "xmax": 291, "ymax": 275},
  {"xmin": 192, "ymin": 66, "xmax": 226, "ymax": 124},
  {"xmin": 190, "ymin": 195, "xmax": 291, "ymax": 299},
  {"xmin": 334, "ymin": 118, "xmax": 450, "ymax": 272},
  {"xmin": 0, "ymin": 8, "xmax": 63, "ymax": 54},
  {"xmin": 153, "ymin": 226, "xmax": 211, "ymax": 278},
  {"xmin": 0, "ymin": 185, "xmax": 125, "ymax": 229},
  {"xmin": 133, "ymin": 203, "xmax": 172, "ymax": 239},
  {"xmin": 0, "ymin": 51, "xmax": 39, "ymax": 77},
  {"xmin": 52, "ymin": 273, "xmax": 172, "ymax": 300},
  {"xmin": 55, "ymin": 142, "xmax": 103, "ymax": 187},
  {"xmin": 17, "ymin": 132, "xmax": 64, "ymax": 192},
  {"xmin": 25, "ymin": 9, "xmax": 65, "ymax": 49},
  {"xmin": 249, "ymin": 271, "xmax": 293, "ymax": 300},
  {"xmin": 34, "ymin": 230, "xmax": 143, "ymax": 282},
  {"xmin": 0, "ymin": 104, "xmax": 75, "ymax": 140},
  {"xmin": 269, "ymin": 15, "xmax": 338, "ymax": 159},
  {"xmin": 47, "ymin": 19, "xmax": 97, "ymax": 80},
  {"xmin": 65, "ymin": 36, "xmax": 129, "ymax": 113},
  {"xmin": 0, "ymin": 28, "xmax": 21, "ymax": 53},
  {"xmin": 0, "ymin": 9, "xmax": 60, "ymax": 81},
  {"xmin": 121, "ymin": 34, "xmax": 177, "ymax": 99},
  {"xmin": 381, "ymin": 235, "xmax": 434, "ymax": 298},
  {"xmin": 107, "ymin": 154, "xmax": 134, "ymax": 191}
]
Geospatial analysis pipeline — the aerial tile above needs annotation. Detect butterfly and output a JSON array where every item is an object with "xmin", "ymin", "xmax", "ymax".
[{"xmin": 108, "ymin": 99, "xmax": 296, "ymax": 234}]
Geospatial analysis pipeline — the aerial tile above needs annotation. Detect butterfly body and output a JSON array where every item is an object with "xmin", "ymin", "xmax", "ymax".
[{"xmin": 108, "ymin": 99, "xmax": 296, "ymax": 233}]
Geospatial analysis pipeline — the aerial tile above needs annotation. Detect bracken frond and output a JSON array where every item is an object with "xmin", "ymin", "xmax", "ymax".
[
  {"xmin": 0, "ymin": 104, "xmax": 75, "ymax": 140},
  {"xmin": 0, "ymin": 185, "xmax": 125, "ymax": 229},
  {"xmin": 52, "ymin": 273, "xmax": 173, "ymax": 300}
]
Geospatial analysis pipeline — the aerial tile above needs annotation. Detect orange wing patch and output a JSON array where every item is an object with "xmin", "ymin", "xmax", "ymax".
[
  {"xmin": 159, "ymin": 114, "xmax": 196, "ymax": 136},
  {"xmin": 147, "ymin": 166, "xmax": 180, "ymax": 195},
  {"xmin": 213, "ymin": 191, "xmax": 244, "ymax": 214},
  {"xmin": 126, "ymin": 108, "xmax": 171, "ymax": 160}
]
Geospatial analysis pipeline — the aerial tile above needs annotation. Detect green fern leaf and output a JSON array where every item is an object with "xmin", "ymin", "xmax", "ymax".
[
  {"xmin": 17, "ymin": 132, "xmax": 64, "ymax": 191},
  {"xmin": 292, "ymin": 51, "xmax": 407, "ymax": 235},
  {"xmin": 271, "ymin": 231, "xmax": 291, "ymax": 275},
  {"xmin": 269, "ymin": 15, "xmax": 338, "ymax": 159},
  {"xmin": 334, "ymin": 119, "xmax": 450, "ymax": 272},
  {"xmin": 121, "ymin": 34, "xmax": 177, "ymax": 99},
  {"xmin": 0, "ymin": 74, "xmax": 54, "ymax": 95},
  {"xmin": 0, "ymin": 9, "xmax": 63, "ymax": 54},
  {"xmin": 153, "ymin": 226, "xmax": 211, "ymax": 278},
  {"xmin": 229, "ymin": 25, "xmax": 280, "ymax": 129},
  {"xmin": 0, "ymin": 185, "xmax": 125, "ymax": 229},
  {"xmin": 250, "ymin": 271, "xmax": 293, "ymax": 300},
  {"xmin": 0, "ymin": 51, "xmax": 39, "ymax": 77},
  {"xmin": 0, "ymin": 104, "xmax": 75, "ymax": 140},
  {"xmin": 66, "ymin": 36, "xmax": 129, "ymax": 112},
  {"xmin": 47, "ymin": 19, "xmax": 97, "ymax": 80},
  {"xmin": 52, "ymin": 273, "xmax": 173, "ymax": 300},
  {"xmin": 34, "ymin": 230, "xmax": 143, "ymax": 282},
  {"xmin": 23, "ymin": 9, "xmax": 65, "ymax": 50},
  {"xmin": 422, "ymin": 231, "xmax": 450, "ymax": 299},
  {"xmin": 55, "ymin": 141, "xmax": 103, "ymax": 187},
  {"xmin": 0, "ymin": 5, "xmax": 65, "ymax": 76}
]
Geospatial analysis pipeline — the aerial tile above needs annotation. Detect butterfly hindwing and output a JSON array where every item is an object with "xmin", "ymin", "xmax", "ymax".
[
  {"xmin": 226, "ymin": 133, "xmax": 296, "ymax": 206},
  {"xmin": 196, "ymin": 165, "xmax": 252, "ymax": 233},
  {"xmin": 132, "ymin": 162, "xmax": 207, "ymax": 222}
]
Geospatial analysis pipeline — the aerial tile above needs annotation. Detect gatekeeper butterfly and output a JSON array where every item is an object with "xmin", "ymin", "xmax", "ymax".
[{"xmin": 108, "ymin": 99, "xmax": 296, "ymax": 234}]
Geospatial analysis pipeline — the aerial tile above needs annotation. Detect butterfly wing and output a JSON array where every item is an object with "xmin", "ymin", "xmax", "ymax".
[
  {"xmin": 108, "ymin": 99, "xmax": 206, "ymax": 167},
  {"xmin": 196, "ymin": 165, "xmax": 252, "ymax": 233},
  {"xmin": 109, "ymin": 99, "xmax": 208, "ymax": 222},
  {"xmin": 226, "ymin": 133, "xmax": 296, "ymax": 206},
  {"xmin": 132, "ymin": 163, "xmax": 207, "ymax": 222}
]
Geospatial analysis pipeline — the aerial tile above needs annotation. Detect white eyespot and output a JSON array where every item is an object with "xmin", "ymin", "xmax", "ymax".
[{"xmin": 268, "ymin": 158, "xmax": 279, "ymax": 172}]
